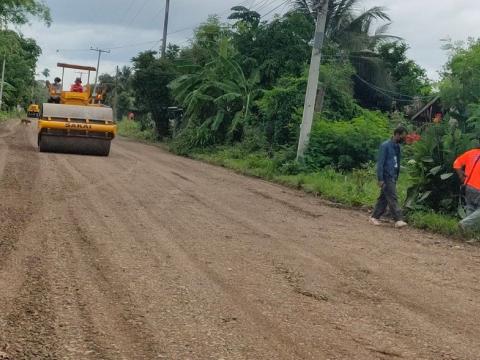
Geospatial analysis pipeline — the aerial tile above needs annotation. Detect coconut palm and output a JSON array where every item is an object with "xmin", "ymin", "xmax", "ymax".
[
  {"xmin": 292, "ymin": 0, "xmax": 400, "ymax": 108},
  {"xmin": 292, "ymin": 0, "xmax": 393, "ymax": 51}
]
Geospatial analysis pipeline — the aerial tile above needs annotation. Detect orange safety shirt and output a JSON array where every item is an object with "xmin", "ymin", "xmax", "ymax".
[
  {"xmin": 453, "ymin": 149, "xmax": 480, "ymax": 190},
  {"xmin": 70, "ymin": 83, "xmax": 83, "ymax": 93}
]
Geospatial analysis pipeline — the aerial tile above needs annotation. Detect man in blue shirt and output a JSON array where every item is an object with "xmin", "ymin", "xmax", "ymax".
[{"xmin": 369, "ymin": 126, "xmax": 408, "ymax": 228}]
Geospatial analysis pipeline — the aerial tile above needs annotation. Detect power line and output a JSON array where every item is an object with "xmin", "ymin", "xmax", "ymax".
[
  {"xmin": 147, "ymin": 4, "xmax": 166, "ymax": 24},
  {"xmin": 53, "ymin": 0, "xmax": 290, "ymax": 58},
  {"xmin": 353, "ymin": 74, "xmax": 434, "ymax": 103},
  {"xmin": 108, "ymin": 40, "xmax": 161, "ymax": 50},
  {"xmin": 218, "ymin": 0, "xmax": 252, "ymax": 17},
  {"xmin": 253, "ymin": 0, "xmax": 277, "ymax": 12},
  {"xmin": 260, "ymin": 0, "xmax": 290, "ymax": 18},
  {"xmin": 127, "ymin": 0, "xmax": 151, "ymax": 27},
  {"xmin": 119, "ymin": 0, "xmax": 137, "ymax": 24}
]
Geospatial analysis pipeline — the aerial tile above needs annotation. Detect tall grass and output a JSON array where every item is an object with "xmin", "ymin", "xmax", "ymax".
[
  {"xmin": 0, "ymin": 110, "xmax": 24, "ymax": 122},
  {"xmin": 117, "ymin": 120, "xmax": 157, "ymax": 142}
]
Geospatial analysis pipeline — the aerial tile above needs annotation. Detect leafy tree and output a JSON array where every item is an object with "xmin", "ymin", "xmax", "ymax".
[
  {"xmin": 407, "ymin": 40, "xmax": 480, "ymax": 215},
  {"xmin": 32, "ymin": 79, "xmax": 48, "ymax": 104},
  {"xmin": 292, "ymin": 0, "xmax": 393, "ymax": 51},
  {"xmin": 131, "ymin": 51, "xmax": 176, "ymax": 138},
  {"xmin": 257, "ymin": 60, "xmax": 359, "ymax": 147},
  {"xmin": 229, "ymin": 8, "xmax": 313, "ymax": 87},
  {"xmin": 0, "ymin": 30, "xmax": 41, "ymax": 109},
  {"xmin": 292, "ymin": 0, "xmax": 401, "ymax": 110},
  {"xmin": 98, "ymin": 66, "xmax": 136, "ymax": 121},
  {"xmin": 377, "ymin": 41, "xmax": 431, "ymax": 98},
  {"xmin": 440, "ymin": 39, "xmax": 480, "ymax": 119},
  {"xmin": 0, "ymin": 0, "xmax": 51, "ymax": 27},
  {"xmin": 41, "ymin": 68, "xmax": 49, "ymax": 80},
  {"xmin": 179, "ymin": 16, "xmax": 230, "ymax": 67},
  {"xmin": 166, "ymin": 44, "xmax": 181, "ymax": 61}
]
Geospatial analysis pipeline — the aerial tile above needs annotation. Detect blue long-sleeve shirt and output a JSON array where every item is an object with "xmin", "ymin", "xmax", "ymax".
[{"xmin": 376, "ymin": 139, "xmax": 401, "ymax": 182}]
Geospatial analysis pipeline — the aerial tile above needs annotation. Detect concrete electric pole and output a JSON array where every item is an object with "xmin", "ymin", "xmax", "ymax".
[
  {"xmin": 90, "ymin": 47, "xmax": 111, "ymax": 96},
  {"xmin": 161, "ymin": 0, "xmax": 170, "ymax": 58},
  {"xmin": 296, "ymin": 0, "xmax": 330, "ymax": 161},
  {"xmin": 0, "ymin": 55, "xmax": 5, "ymax": 110},
  {"xmin": 113, "ymin": 65, "xmax": 119, "ymax": 121}
]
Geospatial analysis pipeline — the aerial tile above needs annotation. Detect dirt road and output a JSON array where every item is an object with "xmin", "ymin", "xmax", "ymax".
[{"xmin": 0, "ymin": 119, "xmax": 479, "ymax": 360}]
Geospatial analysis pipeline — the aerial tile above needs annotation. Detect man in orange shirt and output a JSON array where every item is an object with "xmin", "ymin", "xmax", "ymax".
[
  {"xmin": 454, "ymin": 148, "xmax": 480, "ymax": 231},
  {"xmin": 70, "ymin": 77, "xmax": 84, "ymax": 92}
]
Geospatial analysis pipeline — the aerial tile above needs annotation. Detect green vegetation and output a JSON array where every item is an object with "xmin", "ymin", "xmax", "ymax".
[
  {"xmin": 0, "ymin": 109, "xmax": 25, "ymax": 122},
  {"xmin": 117, "ymin": 120, "xmax": 156, "ymax": 142},
  {"xmin": 406, "ymin": 40, "xmax": 480, "ymax": 217},
  {"xmin": 0, "ymin": 0, "xmax": 49, "ymax": 111},
  {"xmin": 305, "ymin": 111, "xmax": 390, "ymax": 170},
  {"xmin": 188, "ymin": 145, "xmax": 462, "ymax": 237},
  {"xmin": 107, "ymin": 1, "xmax": 480, "ymax": 240},
  {"xmin": 0, "ymin": 0, "xmax": 51, "ymax": 27}
]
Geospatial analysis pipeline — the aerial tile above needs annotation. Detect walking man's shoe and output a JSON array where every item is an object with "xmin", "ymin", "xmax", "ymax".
[{"xmin": 369, "ymin": 217, "xmax": 382, "ymax": 226}]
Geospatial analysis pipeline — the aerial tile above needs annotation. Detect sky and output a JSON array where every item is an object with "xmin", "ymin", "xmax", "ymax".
[{"xmin": 20, "ymin": 0, "xmax": 480, "ymax": 84}]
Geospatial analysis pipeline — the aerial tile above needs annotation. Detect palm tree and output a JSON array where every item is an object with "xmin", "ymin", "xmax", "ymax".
[
  {"xmin": 292, "ymin": 0, "xmax": 393, "ymax": 51},
  {"xmin": 292, "ymin": 0, "xmax": 399, "ymax": 109}
]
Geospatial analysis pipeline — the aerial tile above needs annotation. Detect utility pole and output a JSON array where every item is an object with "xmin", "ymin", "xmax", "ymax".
[
  {"xmin": 75, "ymin": 71, "xmax": 87, "ymax": 81},
  {"xmin": 161, "ymin": 0, "xmax": 170, "ymax": 58},
  {"xmin": 296, "ymin": 0, "xmax": 329, "ymax": 161},
  {"xmin": 113, "ymin": 65, "xmax": 119, "ymax": 121},
  {"xmin": 0, "ymin": 54, "xmax": 5, "ymax": 111},
  {"xmin": 90, "ymin": 47, "xmax": 111, "ymax": 96}
]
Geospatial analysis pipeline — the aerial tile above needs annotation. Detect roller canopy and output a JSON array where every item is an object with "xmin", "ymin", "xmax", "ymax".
[{"xmin": 57, "ymin": 63, "xmax": 96, "ymax": 71}]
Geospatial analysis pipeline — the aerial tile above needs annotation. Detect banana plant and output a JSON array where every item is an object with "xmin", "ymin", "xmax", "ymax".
[{"xmin": 169, "ymin": 38, "xmax": 260, "ymax": 143}]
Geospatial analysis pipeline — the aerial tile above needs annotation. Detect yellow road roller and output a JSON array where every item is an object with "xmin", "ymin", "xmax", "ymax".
[
  {"xmin": 38, "ymin": 63, "xmax": 116, "ymax": 156},
  {"xmin": 27, "ymin": 103, "xmax": 40, "ymax": 118}
]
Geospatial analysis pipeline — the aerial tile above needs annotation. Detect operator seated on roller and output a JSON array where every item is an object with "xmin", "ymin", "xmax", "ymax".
[
  {"xmin": 46, "ymin": 77, "xmax": 62, "ymax": 103},
  {"xmin": 70, "ymin": 77, "xmax": 84, "ymax": 92}
]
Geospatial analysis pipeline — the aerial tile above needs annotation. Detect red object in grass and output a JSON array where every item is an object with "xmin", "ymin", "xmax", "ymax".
[{"xmin": 406, "ymin": 133, "xmax": 421, "ymax": 145}]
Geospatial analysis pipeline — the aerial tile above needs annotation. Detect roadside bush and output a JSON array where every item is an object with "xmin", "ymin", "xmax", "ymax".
[
  {"xmin": 257, "ymin": 61, "xmax": 360, "ymax": 148},
  {"xmin": 117, "ymin": 120, "xmax": 157, "ymax": 142},
  {"xmin": 257, "ymin": 75, "xmax": 305, "ymax": 146},
  {"xmin": 406, "ymin": 118, "xmax": 477, "ymax": 215},
  {"xmin": 304, "ymin": 110, "xmax": 390, "ymax": 171},
  {"xmin": 169, "ymin": 125, "xmax": 218, "ymax": 155}
]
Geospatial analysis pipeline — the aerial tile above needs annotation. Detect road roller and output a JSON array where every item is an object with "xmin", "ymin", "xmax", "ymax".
[
  {"xmin": 38, "ymin": 63, "xmax": 116, "ymax": 156},
  {"xmin": 27, "ymin": 103, "xmax": 40, "ymax": 118}
]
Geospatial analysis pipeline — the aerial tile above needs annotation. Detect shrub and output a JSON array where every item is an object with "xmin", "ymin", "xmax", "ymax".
[
  {"xmin": 117, "ymin": 120, "xmax": 157, "ymax": 142},
  {"xmin": 304, "ymin": 110, "xmax": 390, "ymax": 171},
  {"xmin": 169, "ymin": 125, "xmax": 218, "ymax": 155},
  {"xmin": 406, "ymin": 119, "xmax": 476, "ymax": 215},
  {"xmin": 256, "ymin": 61, "xmax": 360, "ymax": 148},
  {"xmin": 256, "ymin": 75, "xmax": 305, "ymax": 146}
]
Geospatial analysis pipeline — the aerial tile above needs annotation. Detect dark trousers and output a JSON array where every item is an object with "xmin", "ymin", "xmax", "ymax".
[
  {"xmin": 460, "ymin": 186, "xmax": 480, "ymax": 231},
  {"xmin": 372, "ymin": 179, "xmax": 403, "ymax": 221}
]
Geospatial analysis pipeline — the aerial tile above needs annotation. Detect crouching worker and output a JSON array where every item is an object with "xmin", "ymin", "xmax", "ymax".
[
  {"xmin": 369, "ymin": 126, "xmax": 408, "ymax": 228},
  {"xmin": 454, "ymin": 148, "xmax": 480, "ymax": 232}
]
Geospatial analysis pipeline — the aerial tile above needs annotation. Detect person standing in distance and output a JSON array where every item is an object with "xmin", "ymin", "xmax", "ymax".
[{"xmin": 369, "ymin": 126, "xmax": 408, "ymax": 228}]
